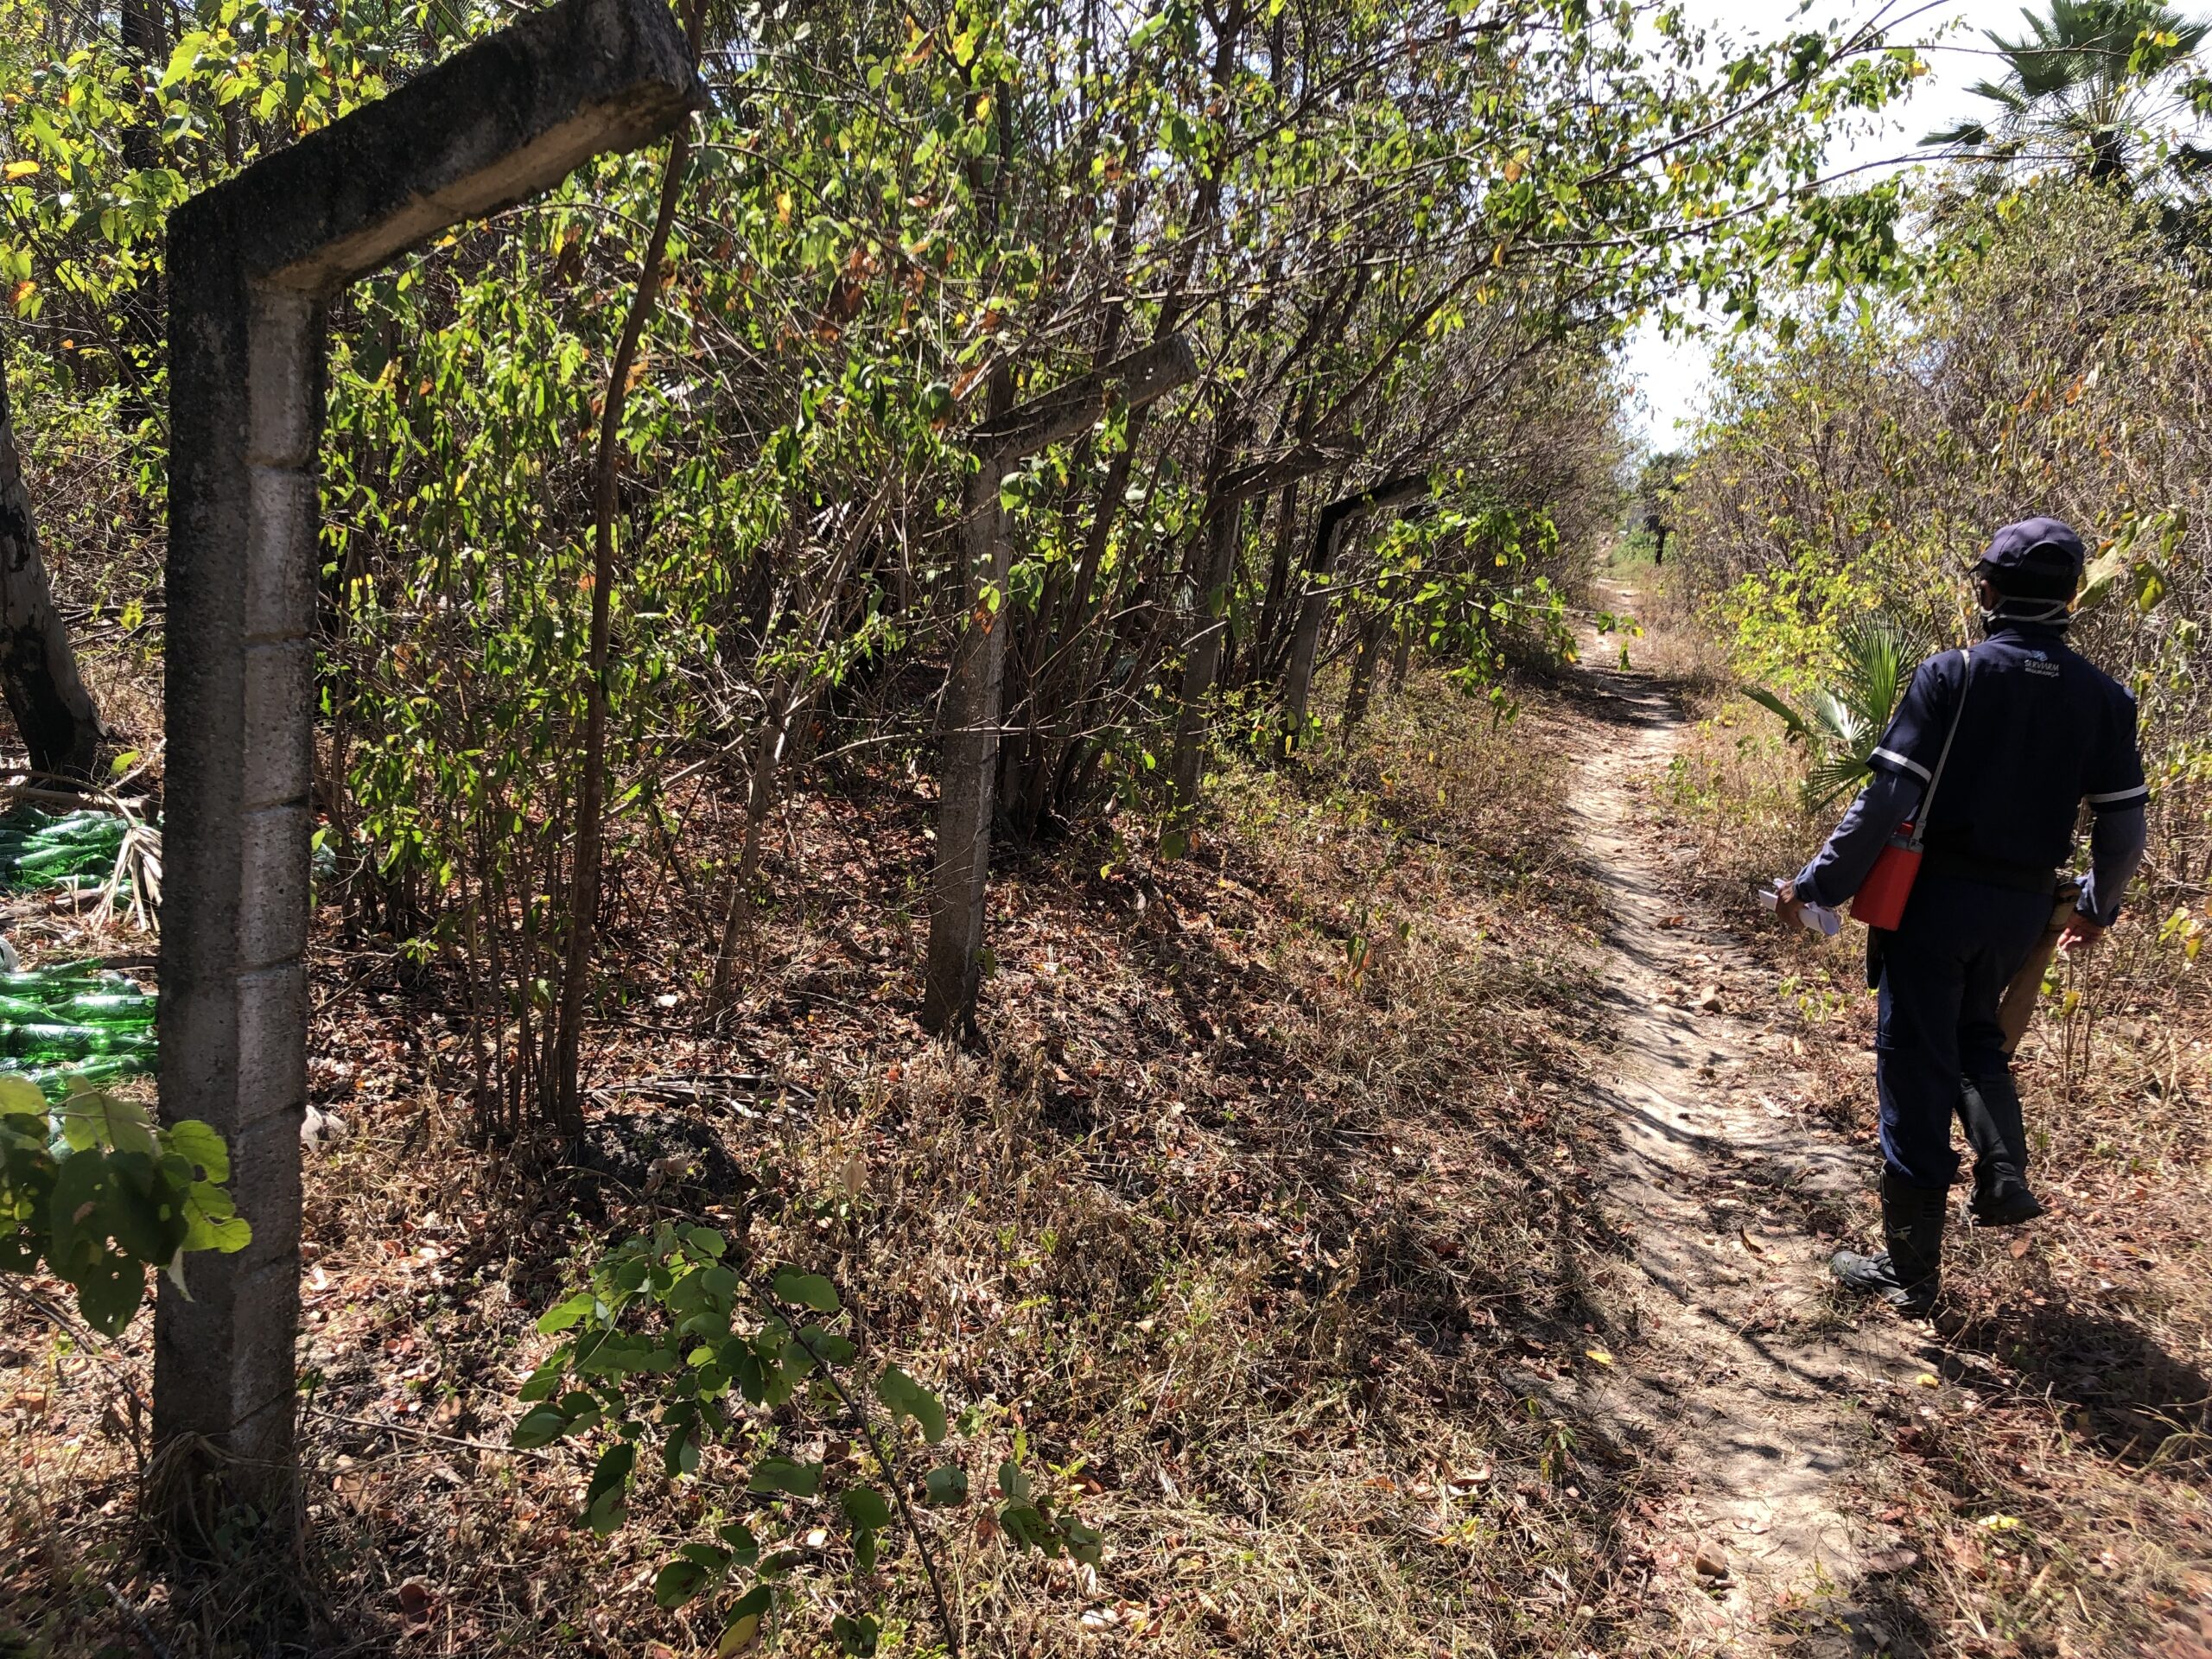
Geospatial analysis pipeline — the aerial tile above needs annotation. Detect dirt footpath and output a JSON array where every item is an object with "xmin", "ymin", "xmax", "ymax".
[{"xmin": 1563, "ymin": 582, "xmax": 1934, "ymax": 1656}]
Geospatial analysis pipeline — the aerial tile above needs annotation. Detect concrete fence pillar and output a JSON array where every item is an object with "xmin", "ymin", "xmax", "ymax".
[{"xmin": 154, "ymin": 0, "xmax": 696, "ymax": 1512}]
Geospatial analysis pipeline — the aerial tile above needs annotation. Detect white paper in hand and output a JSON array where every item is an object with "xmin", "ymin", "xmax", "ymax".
[{"xmin": 1759, "ymin": 884, "xmax": 1843, "ymax": 938}]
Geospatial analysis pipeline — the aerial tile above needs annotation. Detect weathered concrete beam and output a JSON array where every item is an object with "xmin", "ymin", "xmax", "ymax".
[
  {"xmin": 1280, "ymin": 469, "xmax": 1433, "ymax": 745},
  {"xmin": 920, "ymin": 336, "xmax": 1198, "ymax": 1034},
  {"xmin": 969, "ymin": 335, "xmax": 1199, "ymax": 463},
  {"xmin": 156, "ymin": 0, "xmax": 696, "ymax": 1510}
]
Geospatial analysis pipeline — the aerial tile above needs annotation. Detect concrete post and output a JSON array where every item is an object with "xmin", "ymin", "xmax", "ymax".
[
  {"xmin": 1280, "ymin": 471, "xmax": 1430, "ymax": 752},
  {"xmin": 156, "ymin": 0, "xmax": 696, "ymax": 1510},
  {"xmin": 919, "ymin": 336, "xmax": 1197, "ymax": 1034}
]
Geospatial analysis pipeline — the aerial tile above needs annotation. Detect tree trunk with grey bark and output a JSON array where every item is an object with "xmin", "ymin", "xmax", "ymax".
[
  {"xmin": 1341, "ymin": 612, "xmax": 1384, "ymax": 735},
  {"xmin": 1167, "ymin": 496, "xmax": 1243, "ymax": 812},
  {"xmin": 0, "ymin": 377, "xmax": 101, "ymax": 778}
]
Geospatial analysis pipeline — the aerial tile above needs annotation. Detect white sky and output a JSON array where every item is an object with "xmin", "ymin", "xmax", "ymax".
[{"xmin": 1622, "ymin": 0, "xmax": 2036, "ymax": 447}]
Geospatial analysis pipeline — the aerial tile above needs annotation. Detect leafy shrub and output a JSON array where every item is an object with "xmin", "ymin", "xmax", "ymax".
[
  {"xmin": 1744, "ymin": 612, "xmax": 1916, "ymax": 808},
  {"xmin": 516, "ymin": 1222, "xmax": 1095, "ymax": 1655},
  {"xmin": 0, "ymin": 1077, "xmax": 249, "ymax": 1336}
]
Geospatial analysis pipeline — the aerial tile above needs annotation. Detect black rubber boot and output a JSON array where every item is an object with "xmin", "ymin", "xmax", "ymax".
[
  {"xmin": 1957, "ymin": 1078, "xmax": 2044, "ymax": 1228},
  {"xmin": 1967, "ymin": 1166, "xmax": 2045, "ymax": 1228},
  {"xmin": 1831, "ymin": 1172, "xmax": 1949, "ymax": 1314}
]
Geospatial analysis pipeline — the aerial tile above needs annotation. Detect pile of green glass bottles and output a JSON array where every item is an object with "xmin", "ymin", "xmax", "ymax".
[
  {"xmin": 0, "ymin": 959, "xmax": 156, "ymax": 1095},
  {"xmin": 0, "ymin": 808, "xmax": 129, "ymax": 895},
  {"xmin": 0, "ymin": 811, "xmax": 155, "ymax": 1093}
]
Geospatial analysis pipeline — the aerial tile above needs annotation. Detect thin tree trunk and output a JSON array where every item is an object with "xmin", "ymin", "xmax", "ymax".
[
  {"xmin": 709, "ymin": 683, "xmax": 796, "ymax": 1007},
  {"xmin": 552, "ymin": 118, "xmax": 693, "ymax": 1135},
  {"xmin": 1280, "ymin": 500, "xmax": 1351, "ymax": 754},
  {"xmin": 1342, "ymin": 613, "xmax": 1384, "ymax": 735},
  {"xmin": 114, "ymin": 0, "xmax": 164, "ymax": 417},
  {"xmin": 1250, "ymin": 479, "xmax": 1301, "ymax": 687},
  {"xmin": 0, "ymin": 373, "xmax": 100, "ymax": 777},
  {"xmin": 1168, "ymin": 494, "xmax": 1241, "ymax": 813}
]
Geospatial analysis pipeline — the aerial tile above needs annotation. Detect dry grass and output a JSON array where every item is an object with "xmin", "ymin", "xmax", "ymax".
[{"xmin": 2, "ymin": 666, "xmax": 1677, "ymax": 1658}]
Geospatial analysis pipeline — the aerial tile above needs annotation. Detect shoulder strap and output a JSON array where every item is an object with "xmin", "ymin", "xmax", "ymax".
[{"xmin": 1907, "ymin": 647, "xmax": 1974, "ymax": 852}]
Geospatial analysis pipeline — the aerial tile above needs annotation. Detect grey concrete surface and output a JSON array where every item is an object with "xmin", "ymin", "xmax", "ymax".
[{"xmin": 156, "ymin": 0, "xmax": 696, "ymax": 1513}]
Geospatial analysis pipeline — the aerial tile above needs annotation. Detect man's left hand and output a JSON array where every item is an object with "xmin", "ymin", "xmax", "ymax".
[{"xmin": 2059, "ymin": 911, "xmax": 2106, "ymax": 954}]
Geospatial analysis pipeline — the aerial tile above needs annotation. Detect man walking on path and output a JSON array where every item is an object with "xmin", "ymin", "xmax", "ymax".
[{"xmin": 1775, "ymin": 518, "xmax": 2148, "ymax": 1313}]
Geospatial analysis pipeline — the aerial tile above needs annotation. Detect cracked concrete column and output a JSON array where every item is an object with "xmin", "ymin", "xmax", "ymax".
[{"xmin": 156, "ymin": 0, "xmax": 696, "ymax": 1510}]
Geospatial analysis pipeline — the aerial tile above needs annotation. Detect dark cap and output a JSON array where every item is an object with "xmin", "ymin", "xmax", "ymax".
[{"xmin": 1975, "ymin": 517, "xmax": 2086, "ymax": 599}]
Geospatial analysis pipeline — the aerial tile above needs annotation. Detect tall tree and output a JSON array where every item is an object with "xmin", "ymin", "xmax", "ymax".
[
  {"xmin": 0, "ymin": 373, "xmax": 100, "ymax": 778},
  {"xmin": 1925, "ymin": 0, "xmax": 2211, "ymax": 181}
]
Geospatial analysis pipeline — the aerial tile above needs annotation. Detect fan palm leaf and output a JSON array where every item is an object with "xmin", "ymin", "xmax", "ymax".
[
  {"xmin": 1745, "ymin": 613, "xmax": 1918, "ymax": 811},
  {"xmin": 1921, "ymin": 0, "xmax": 2212, "ymax": 181}
]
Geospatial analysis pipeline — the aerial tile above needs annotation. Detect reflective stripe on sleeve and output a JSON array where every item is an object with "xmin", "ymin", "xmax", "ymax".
[
  {"xmin": 1870, "ymin": 747, "xmax": 1931, "ymax": 782},
  {"xmin": 2086, "ymin": 785, "xmax": 2149, "ymax": 810}
]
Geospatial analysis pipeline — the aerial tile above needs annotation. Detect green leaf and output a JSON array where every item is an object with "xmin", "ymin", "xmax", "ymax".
[
  {"xmin": 510, "ymin": 1405, "xmax": 569, "ymax": 1449},
  {"xmin": 924, "ymin": 1464, "xmax": 969, "ymax": 1505},
  {"xmin": 582, "ymin": 1441, "xmax": 635, "ymax": 1535},
  {"xmin": 769, "ymin": 1266, "xmax": 838, "ymax": 1313},
  {"xmin": 180, "ymin": 1180, "xmax": 251, "ymax": 1254},
  {"xmin": 831, "ymin": 1611, "xmax": 880, "ymax": 1656},
  {"xmin": 654, "ymin": 1556, "xmax": 712, "ymax": 1608},
  {"xmin": 1741, "ymin": 685, "xmax": 1810, "ymax": 743},
  {"xmin": 72, "ymin": 1247, "xmax": 143, "ymax": 1337},
  {"xmin": 57, "ymin": 1090, "xmax": 154, "ymax": 1156},
  {"xmin": 517, "ymin": 1357, "xmax": 567, "ymax": 1403},
  {"xmin": 2077, "ymin": 544, "xmax": 2129, "ymax": 609},
  {"xmin": 839, "ymin": 1484, "xmax": 893, "ymax": 1531},
  {"xmin": 161, "ymin": 1119, "xmax": 229, "ymax": 1182},
  {"xmin": 747, "ymin": 1456, "xmax": 822, "ymax": 1497},
  {"xmin": 876, "ymin": 1365, "xmax": 947, "ymax": 1444},
  {"xmin": 0, "ymin": 1077, "xmax": 46, "ymax": 1116},
  {"xmin": 1062, "ymin": 1515, "xmax": 1104, "ymax": 1566},
  {"xmin": 537, "ymin": 1290, "xmax": 597, "ymax": 1333},
  {"xmin": 2135, "ymin": 563, "xmax": 2167, "ymax": 613},
  {"xmin": 684, "ymin": 1225, "xmax": 728, "ymax": 1259},
  {"xmin": 717, "ymin": 1585, "xmax": 772, "ymax": 1656},
  {"xmin": 999, "ymin": 1500, "xmax": 1057, "ymax": 1554}
]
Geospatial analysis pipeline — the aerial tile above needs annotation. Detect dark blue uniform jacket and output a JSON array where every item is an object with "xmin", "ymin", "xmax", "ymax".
[{"xmin": 1868, "ymin": 623, "xmax": 2147, "ymax": 874}]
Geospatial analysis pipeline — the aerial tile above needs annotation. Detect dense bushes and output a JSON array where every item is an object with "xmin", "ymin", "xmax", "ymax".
[
  {"xmin": 0, "ymin": 0, "xmax": 1917, "ymax": 1122},
  {"xmin": 1661, "ymin": 181, "xmax": 2212, "ymax": 958}
]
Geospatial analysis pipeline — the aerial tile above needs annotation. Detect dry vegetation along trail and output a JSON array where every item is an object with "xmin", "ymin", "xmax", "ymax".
[{"xmin": 1561, "ymin": 581, "xmax": 1931, "ymax": 1654}]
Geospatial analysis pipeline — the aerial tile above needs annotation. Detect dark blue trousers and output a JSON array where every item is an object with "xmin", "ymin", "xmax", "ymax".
[{"xmin": 1874, "ymin": 873, "xmax": 2052, "ymax": 1191}]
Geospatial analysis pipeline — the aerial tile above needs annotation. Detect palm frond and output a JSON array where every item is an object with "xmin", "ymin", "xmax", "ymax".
[
  {"xmin": 1924, "ymin": 119, "xmax": 1994, "ymax": 146},
  {"xmin": 1806, "ymin": 751, "xmax": 1877, "ymax": 812},
  {"xmin": 1743, "ymin": 685, "xmax": 1814, "ymax": 744},
  {"xmin": 1834, "ymin": 613, "xmax": 1915, "ymax": 738},
  {"xmin": 1756, "ymin": 612, "xmax": 1919, "ymax": 813},
  {"xmin": 1960, "ymin": 0, "xmax": 2212, "ymax": 179}
]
